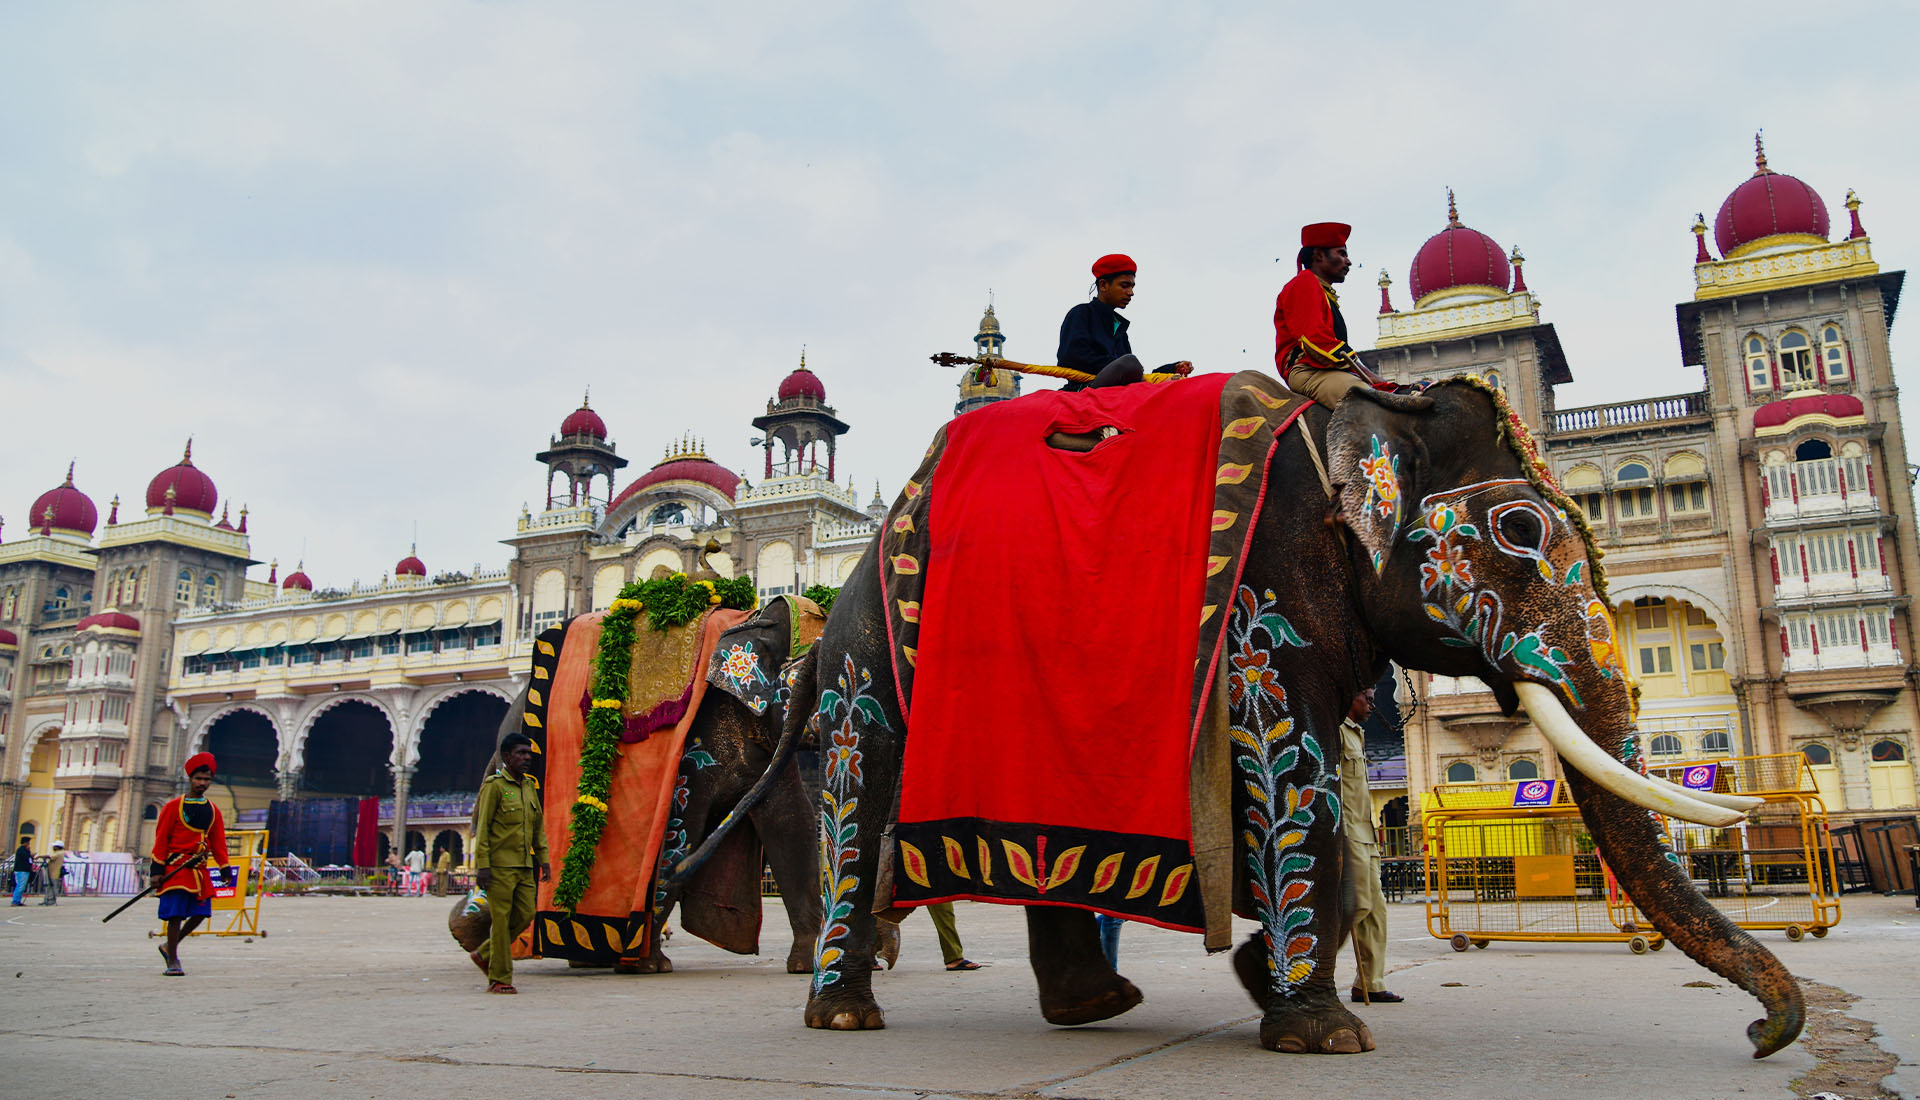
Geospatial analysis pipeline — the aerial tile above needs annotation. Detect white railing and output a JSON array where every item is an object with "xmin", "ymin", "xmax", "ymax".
[
  {"xmin": 1764, "ymin": 456, "xmax": 1876, "ymax": 522},
  {"xmin": 1551, "ymin": 392, "xmax": 1708, "ymax": 434}
]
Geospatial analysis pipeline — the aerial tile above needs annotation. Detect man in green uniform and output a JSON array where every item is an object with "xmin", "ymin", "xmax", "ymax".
[{"xmin": 470, "ymin": 733, "xmax": 549, "ymax": 994}]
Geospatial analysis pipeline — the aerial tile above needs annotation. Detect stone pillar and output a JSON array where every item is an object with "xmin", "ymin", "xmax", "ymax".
[
  {"xmin": 391, "ymin": 764, "xmax": 413, "ymax": 858},
  {"xmin": 276, "ymin": 768, "xmax": 301, "ymax": 801},
  {"xmin": 1835, "ymin": 736, "xmax": 1874, "ymax": 813}
]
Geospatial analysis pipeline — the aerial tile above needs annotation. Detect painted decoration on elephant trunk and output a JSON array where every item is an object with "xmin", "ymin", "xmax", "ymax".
[{"xmin": 811, "ymin": 654, "xmax": 882, "ymax": 993}]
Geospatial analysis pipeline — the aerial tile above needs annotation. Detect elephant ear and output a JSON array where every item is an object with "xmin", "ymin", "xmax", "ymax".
[
  {"xmin": 1325, "ymin": 389, "xmax": 1429, "ymax": 576},
  {"xmin": 705, "ymin": 599, "xmax": 793, "ymax": 725}
]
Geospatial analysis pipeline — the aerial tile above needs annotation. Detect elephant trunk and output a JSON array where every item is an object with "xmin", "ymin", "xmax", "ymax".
[{"xmin": 1563, "ymin": 770, "xmax": 1803, "ymax": 1057}]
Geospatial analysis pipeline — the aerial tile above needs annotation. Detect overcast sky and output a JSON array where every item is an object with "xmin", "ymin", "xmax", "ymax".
[{"xmin": 3, "ymin": 1, "xmax": 1916, "ymax": 589}]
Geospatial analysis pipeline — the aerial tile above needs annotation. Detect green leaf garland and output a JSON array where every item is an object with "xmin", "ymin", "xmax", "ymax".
[{"xmin": 551, "ymin": 573, "xmax": 757, "ymax": 913}]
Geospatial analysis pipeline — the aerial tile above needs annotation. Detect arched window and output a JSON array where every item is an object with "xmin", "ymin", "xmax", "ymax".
[
  {"xmin": 1745, "ymin": 334, "xmax": 1772, "ymax": 392},
  {"xmin": 202, "ymin": 574, "xmax": 220, "ymax": 604},
  {"xmin": 1562, "ymin": 465, "xmax": 1605, "ymax": 523},
  {"xmin": 1614, "ymin": 462, "xmax": 1655, "ymax": 520},
  {"xmin": 143, "ymin": 803, "xmax": 160, "ymax": 821},
  {"xmin": 648, "ymin": 503, "xmax": 688, "ymax": 527},
  {"xmin": 1778, "ymin": 330, "xmax": 1815, "ymax": 387},
  {"xmin": 1699, "ymin": 730, "xmax": 1732, "ymax": 755},
  {"xmin": 1484, "ymin": 369, "xmax": 1502, "ymax": 392},
  {"xmin": 1802, "ymin": 743, "xmax": 1833, "ymax": 766},
  {"xmin": 1795, "ymin": 438, "xmax": 1832, "ymax": 461},
  {"xmin": 17, "ymin": 822, "xmax": 35, "ymax": 844},
  {"xmin": 1822, "ymin": 325, "xmax": 1849, "ymax": 382},
  {"xmin": 1507, "ymin": 759, "xmax": 1540, "ymax": 780},
  {"xmin": 1649, "ymin": 734, "xmax": 1684, "ymax": 757},
  {"xmin": 1445, "ymin": 761, "xmax": 1477, "ymax": 783},
  {"xmin": 47, "ymin": 586, "xmax": 71, "ymax": 616},
  {"xmin": 1664, "ymin": 453, "xmax": 1710, "ymax": 515},
  {"xmin": 175, "ymin": 569, "xmax": 194, "ymax": 607},
  {"xmin": 1872, "ymin": 740, "xmax": 1908, "ymax": 763}
]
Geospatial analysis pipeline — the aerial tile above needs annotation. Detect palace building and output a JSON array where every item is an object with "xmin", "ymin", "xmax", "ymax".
[
  {"xmin": 0, "ymin": 362, "xmax": 882, "ymax": 861},
  {"xmin": 1370, "ymin": 138, "xmax": 1917, "ymax": 830}
]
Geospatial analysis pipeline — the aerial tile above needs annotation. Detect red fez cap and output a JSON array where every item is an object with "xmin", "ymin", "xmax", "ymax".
[
  {"xmin": 1091, "ymin": 253, "xmax": 1136, "ymax": 279},
  {"xmin": 1301, "ymin": 223, "xmax": 1351, "ymax": 249},
  {"xmin": 184, "ymin": 752, "xmax": 217, "ymax": 777}
]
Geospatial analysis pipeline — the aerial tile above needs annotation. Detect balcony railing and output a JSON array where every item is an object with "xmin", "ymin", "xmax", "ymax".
[
  {"xmin": 1551, "ymin": 392, "xmax": 1708, "ymax": 435},
  {"xmin": 1764, "ymin": 457, "xmax": 1878, "ymax": 522}
]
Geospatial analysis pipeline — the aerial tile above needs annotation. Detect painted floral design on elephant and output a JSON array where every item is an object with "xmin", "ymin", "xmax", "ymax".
[
  {"xmin": 715, "ymin": 643, "xmax": 770, "ymax": 709},
  {"xmin": 811, "ymin": 655, "xmax": 887, "ymax": 993},
  {"xmin": 1225, "ymin": 585, "xmax": 1328, "ymax": 994},
  {"xmin": 652, "ymin": 736, "xmax": 719, "ymax": 916}
]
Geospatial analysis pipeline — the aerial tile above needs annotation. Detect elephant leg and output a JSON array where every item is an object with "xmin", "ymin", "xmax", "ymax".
[
  {"xmin": 804, "ymin": 654, "xmax": 900, "ymax": 1032},
  {"xmin": 752, "ymin": 755, "xmax": 824, "ymax": 974},
  {"xmin": 1232, "ymin": 705, "xmax": 1372, "ymax": 1054},
  {"xmin": 1027, "ymin": 908, "xmax": 1142, "ymax": 1026}
]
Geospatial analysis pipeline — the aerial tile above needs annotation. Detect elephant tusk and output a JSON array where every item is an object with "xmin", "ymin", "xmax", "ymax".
[
  {"xmin": 1515, "ymin": 684, "xmax": 1748, "ymax": 828},
  {"xmin": 1649, "ymin": 774, "xmax": 1765, "ymax": 814}
]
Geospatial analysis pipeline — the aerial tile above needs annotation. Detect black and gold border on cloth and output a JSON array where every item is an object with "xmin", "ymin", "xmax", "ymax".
[
  {"xmin": 877, "ymin": 424, "xmax": 947, "ymax": 721},
  {"xmin": 519, "ymin": 625, "xmax": 567, "ymax": 784},
  {"xmin": 890, "ymin": 818, "xmax": 1204, "ymax": 933},
  {"xmin": 534, "ymin": 906, "xmax": 656, "ymax": 964}
]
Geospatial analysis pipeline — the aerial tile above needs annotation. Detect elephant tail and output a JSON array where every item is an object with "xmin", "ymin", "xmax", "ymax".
[{"xmin": 662, "ymin": 648, "xmax": 818, "ymax": 889}]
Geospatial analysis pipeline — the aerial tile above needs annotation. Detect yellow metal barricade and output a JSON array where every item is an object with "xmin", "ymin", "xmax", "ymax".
[
  {"xmin": 1642, "ymin": 754, "xmax": 1841, "ymax": 941},
  {"xmin": 152, "ymin": 829, "xmax": 271, "ymax": 939},
  {"xmin": 1423, "ymin": 781, "xmax": 1665, "ymax": 953}
]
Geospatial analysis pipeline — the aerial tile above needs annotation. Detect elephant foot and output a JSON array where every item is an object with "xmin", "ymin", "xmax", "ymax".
[
  {"xmin": 806, "ymin": 988, "xmax": 886, "ymax": 1031},
  {"xmin": 787, "ymin": 943, "xmax": 813, "ymax": 974},
  {"xmin": 1259, "ymin": 1004, "xmax": 1375, "ymax": 1054},
  {"xmin": 1232, "ymin": 937, "xmax": 1271, "ymax": 1012},
  {"xmin": 1040, "ymin": 974, "xmax": 1144, "ymax": 1027},
  {"xmin": 614, "ymin": 953, "xmax": 672, "ymax": 975}
]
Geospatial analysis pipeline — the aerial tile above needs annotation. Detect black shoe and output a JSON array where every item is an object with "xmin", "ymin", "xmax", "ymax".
[{"xmin": 1351, "ymin": 989, "xmax": 1405, "ymax": 1003}]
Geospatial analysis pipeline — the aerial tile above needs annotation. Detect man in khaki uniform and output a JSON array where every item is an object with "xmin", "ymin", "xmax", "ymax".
[
  {"xmin": 39, "ymin": 842, "xmax": 66, "ymax": 905},
  {"xmin": 1342, "ymin": 689, "xmax": 1402, "ymax": 1004},
  {"xmin": 470, "ymin": 733, "xmax": 549, "ymax": 994}
]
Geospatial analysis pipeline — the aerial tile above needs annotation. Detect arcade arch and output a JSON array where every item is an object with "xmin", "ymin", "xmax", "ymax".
[
  {"xmin": 410, "ymin": 687, "xmax": 512, "ymax": 795},
  {"xmin": 298, "ymin": 699, "xmax": 395, "ymax": 797}
]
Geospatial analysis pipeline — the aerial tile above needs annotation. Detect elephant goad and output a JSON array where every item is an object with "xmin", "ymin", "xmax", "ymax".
[
  {"xmin": 779, "ymin": 371, "xmax": 1798, "ymax": 1058},
  {"xmin": 448, "ymin": 595, "xmax": 826, "ymax": 974}
]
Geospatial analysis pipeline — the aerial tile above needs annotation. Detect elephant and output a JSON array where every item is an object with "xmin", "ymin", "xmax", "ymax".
[
  {"xmin": 725, "ymin": 372, "xmax": 1798, "ymax": 1058},
  {"xmin": 450, "ymin": 594, "xmax": 830, "ymax": 975}
]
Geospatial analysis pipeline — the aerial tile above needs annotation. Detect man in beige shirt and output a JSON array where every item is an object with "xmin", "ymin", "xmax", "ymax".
[{"xmin": 1341, "ymin": 689, "xmax": 1402, "ymax": 1004}]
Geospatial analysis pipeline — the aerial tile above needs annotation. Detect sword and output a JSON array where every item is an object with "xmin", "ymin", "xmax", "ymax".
[{"xmin": 100, "ymin": 852, "xmax": 208, "ymax": 924}]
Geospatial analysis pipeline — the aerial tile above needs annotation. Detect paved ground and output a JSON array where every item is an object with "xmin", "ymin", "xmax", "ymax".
[{"xmin": 1, "ymin": 891, "xmax": 1914, "ymax": 1099}]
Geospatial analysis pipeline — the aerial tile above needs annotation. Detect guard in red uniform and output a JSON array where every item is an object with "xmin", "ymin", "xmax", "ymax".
[
  {"xmin": 1273, "ymin": 222, "xmax": 1385, "ymax": 409},
  {"xmin": 151, "ymin": 752, "xmax": 231, "ymax": 975}
]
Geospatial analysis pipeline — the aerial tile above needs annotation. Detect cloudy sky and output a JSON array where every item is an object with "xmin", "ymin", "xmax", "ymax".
[{"xmin": 3, "ymin": 1, "xmax": 1916, "ymax": 588}]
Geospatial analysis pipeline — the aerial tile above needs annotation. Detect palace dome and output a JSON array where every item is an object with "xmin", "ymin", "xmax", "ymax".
[
  {"xmin": 77, "ymin": 611, "xmax": 140, "ymax": 634},
  {"xmin": 29, "ymin": 465, "xmax": 98, "ymax": 538},
  {"xmin": 1753, "ymin": 392, "xmax": 1863, "ymax": 431},
  {"xmin": 1714, "ymin": 138, "xmax": 1829, "ymax": 259},
  {"xmin": 610, "ymin": 439, "xmax": 741, "ymax": 509},
  {"xmin": 0, "ymin": 627, "xmax": 18, "ymax": 648},
  {"xmin": 282, "ymin": 567, "xmax": 314, "ymax": 591},
  {"xmin": 777, "ymin": 362, "xmax": 827, "ymax": 402},
  {"xmin": 145, "ymin": 441, "xmax": 219, "ymax": 517},
  {"xmin": 1409, "ymin": 191, "xmax": 1510, "ymax": 305},
  {"xmin": 395, "ymin": 551, "xmax": 427, "ymax": 577},
  {"xmin": 560, "ymin": 395, "xmax": 608, "ymax": 440}
]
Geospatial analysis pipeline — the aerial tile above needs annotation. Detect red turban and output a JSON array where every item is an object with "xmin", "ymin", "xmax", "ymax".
[
  {"xmin": 1091, "ymin": 253, "xmax": 1136, "ymax": 279},
  {"xmin": 1300, "ymin": 223, "xmax": 1351, "ymax": 249},
  {"xmin": 184, "ymin": 752, "xmax": 217, "ymax": 777}
]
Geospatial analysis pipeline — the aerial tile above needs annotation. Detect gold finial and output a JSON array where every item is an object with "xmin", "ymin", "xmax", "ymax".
[
  {"xmin": 799, "ymin": 346, "xmax": 807, "ymax": 370},
  {"xmin": 1692, "ymin": 212, "xmax": 1707, "ymax": 235},
  {"xmin": 1846, "ymin": 188, "xmax": 1861, "ymax": 211},
  {"xmin": 1509, "ymin": 244, "xmax": 1525, "ymax": 265},
  {"xmin": 182, "ymin": 438, "xmax": 194, "ymax": 464},
  {"xmin": 64, "ymin": 460, "xmax": 75, "ymax": 485},
  {"xmin": 581, "ymin": 386, "xmax": 591, "ymax": 407},
  {"xmin": 1753, "ymin": 131, "xmax": 1769, "ymax": 175},
  {"xmin": 165, "ymin": 485, "xmax": 177, "ymax": 501},
  {"xmin": 1446, "ymin": 187, "xmax": 1461, "ymax": 228},
  {"xmin": 1377, "ymin": 269, "xmax": 1391, "ymax": 288}
]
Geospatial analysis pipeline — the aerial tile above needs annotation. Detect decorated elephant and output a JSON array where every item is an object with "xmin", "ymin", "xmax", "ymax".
[
  {"xmin": 451, "ymin": 590, "xmax": 829, "ymax": 974},
  {"xmin": 688, "ymin": 370, "xmax": 1797, "ymax": 1058}
]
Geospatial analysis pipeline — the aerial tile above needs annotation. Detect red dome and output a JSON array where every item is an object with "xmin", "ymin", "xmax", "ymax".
[
  {"xmin": 77, "ymin": 611, "xmax": 140, "ymax": 634},
  {"xmin": 1409, "ymin": 192, "xmax": 1510, "ymax": 304},
  {"xmin": 0, "ymin": 627, "xmax": 18, "ymax": 648},
  {"xmin": 145, "ymin": 441, "xmax": 219, "ymax": 517},
  {"xmin": 777, "ymin": 364, "xmax": 826, "ymax": 402},
  {"xmin": 395, "ymin": 552, "xmax": 427, "ymax": 577},
  {"xmin": 1753, "ymin": 392, "xmax": 1863, "ymax": 431},
  {"xmin": 560, "ymin": 395, "xmax": 608, "ymax": 440},
  {"xmin": 29, "ymin": 464, "xmax": 98, "ymax": 538},
  {"xmin": 610, "ymin": 457, "xmax": 741, "ymax": 512},
  {"xmin": 1713, "ymin": 141, "xmax": 1829, "ymax": 259},
  {"xmin": 282, "ymin": 568, "xmax": 314, "ymax": 591}
]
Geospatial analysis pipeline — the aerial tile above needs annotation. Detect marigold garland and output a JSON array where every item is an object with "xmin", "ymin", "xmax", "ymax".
[{"xmin": 550, "ymin": 573, "xmax": 757, "ymax": 913}]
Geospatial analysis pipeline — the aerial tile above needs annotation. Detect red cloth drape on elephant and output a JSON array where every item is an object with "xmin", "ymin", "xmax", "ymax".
[{"xmin": 895, "ymin": 373, "xmax": 1227, "ymax": 932}]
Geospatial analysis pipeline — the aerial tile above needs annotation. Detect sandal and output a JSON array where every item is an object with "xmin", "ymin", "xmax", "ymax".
[
  {"xmin": 159, "ymin": 945, "xmax": 184, "ymax": 975},
  {"xmin": 945, "ymin": 958, "xmax": 983, "ymax": 971},
  {"xmin": 486, "ymin": 981, "xmax": 518, "ymax": 994},
  {"xmin": 468, "ymin": 948, "xmax": 489, "ymax": 975}
]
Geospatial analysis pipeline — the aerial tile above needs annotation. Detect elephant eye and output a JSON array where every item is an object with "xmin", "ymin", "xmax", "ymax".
[{"xmin": 1496, "ymin": 507, "xmax": 1544, "ymax": 551}]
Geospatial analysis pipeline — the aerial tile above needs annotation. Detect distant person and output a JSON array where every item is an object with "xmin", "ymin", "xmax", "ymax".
[
  {"xmin": 1095, "ymin": 912, "xmax": 1122, "ymax": 968},
  {"xmin": 434, "ymin": 847, "xmax": 454, "ymax": 896},
  {"xmin": 470, "ymin": 732, "xmax": 549, "ymax": 994},
  {"xmin": 406, "ymin": 846, "xmax": 428, "ymax": 895},
  {"xmin": 922, "ymin": 901, "xmax": 980, "ymax": 971},
  {"xmin": 39, "ymin": 842, "xmax": 66, "ymax": 905},
  {"xmin": 1341, "ymin": 689, "xmax": 1401, "ymax": 1004},
  {"xmin": 1057, "ymin": 254, "xmax": 1193, "ymax": 390},
  {"xmin": 152, "ymin": 753, "xmax": 233, "ymax": 976},
  {"xmin": 10, "ymin": 840, "xmax": 31, "ymax": 906}
]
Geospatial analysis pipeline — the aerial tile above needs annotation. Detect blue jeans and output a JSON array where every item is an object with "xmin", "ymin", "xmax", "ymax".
[
  {"xmin": 1095, "ymin": 914, "xmax": 1122, "ymax": 967},
  {"xmin": 10, "ymin": 871, "xmax": 27, "ymax": 904}
]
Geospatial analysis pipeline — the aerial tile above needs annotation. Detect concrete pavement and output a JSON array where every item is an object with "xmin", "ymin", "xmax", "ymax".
[{"xmin": 1, "ymin": 891, "xmax": 1913, "ymax": 1099}]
